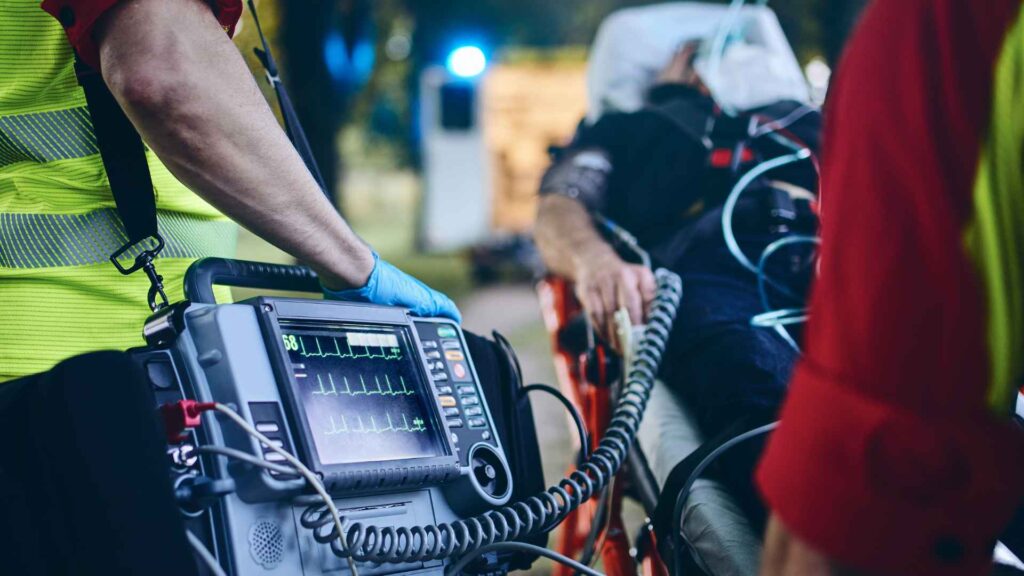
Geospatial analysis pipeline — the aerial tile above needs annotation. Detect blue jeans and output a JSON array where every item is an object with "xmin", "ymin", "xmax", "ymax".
[{"xmin": 659, "ymin": 230, "xmax": 812, "ymax": 527}]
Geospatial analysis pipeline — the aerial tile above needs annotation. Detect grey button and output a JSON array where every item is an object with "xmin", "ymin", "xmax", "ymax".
[
  {"xmin": 444, "ymin": 407, "xmax": 460, "ymax": 417},
  {"xmin": 255, "ymin": 422, "xmax": 280, "ymax": 433},
  {"xmin": 425, "ymin": 351, "xmax": 442, "ymax": 359},
  {"xmin": 440, "ymin": 340, "xmax": 461, "ymax": 350},
  {"xmin": 461, "ymin": 396, "xmax": 479, "ymax": 406},
  {"xmin": 435, "ymin": 386, "xmax": 453, "ymax": 394},
  {"xmin": 464, "ymin": 407, "xmax": 483, "ymax": 417},
  {"xmin": 432, "ymin": 371, "xmax": 449, "ymax": 381},
  {"xmin": 456, "ymin": 385, "xmax": 476, "ymax": 396},
  {"xmin": 481, "ymin": 431, "xmax": 492, "ymax": 440},
  {"xmin": 446, "ymin": 419, "xmax": 464, "ymax": 428},
  {"xmin": 468, "ymin": 418, "xmax": 486, "ymax": 428},
  {"xmin": 422, "ymin": 341, "xmax": 438, "ymax": 349}
]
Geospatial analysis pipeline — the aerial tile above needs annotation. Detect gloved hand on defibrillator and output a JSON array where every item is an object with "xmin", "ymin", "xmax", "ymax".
[{"xmin": 322, "ymin": 251, "xmax": 462, "ymax": 323}]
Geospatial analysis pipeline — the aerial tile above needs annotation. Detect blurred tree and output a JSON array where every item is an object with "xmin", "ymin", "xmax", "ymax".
[
  {"xmin": 821, "ymin": 0, "xmax": 869, "ymax": 65},
  {"xmin": 347, "ymin": 0, "xmax": 417, "ymax": 166},
  {"xmin": 281, "ymin": 0, "xmax": 375, "ymax": 209}
]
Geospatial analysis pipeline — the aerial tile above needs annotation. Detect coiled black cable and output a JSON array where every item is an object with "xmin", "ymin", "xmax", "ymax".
[
  {"xmin": 299, "ymin": 268, "xmax": 683, "ymax": 565},
  {"xmin": 520, "ymin": 383, "xmax": 590, "ymax": 461}
]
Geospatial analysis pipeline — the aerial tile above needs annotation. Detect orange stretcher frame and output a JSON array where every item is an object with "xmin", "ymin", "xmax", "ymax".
[{"xmin": 537, "ymin": 276, "xmax": 669, "ymax": 576}]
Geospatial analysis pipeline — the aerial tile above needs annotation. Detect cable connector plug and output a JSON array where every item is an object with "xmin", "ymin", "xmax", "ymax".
[{"xmin": 160, "ymin": 399, "xmax": 217, "ymax": 443}]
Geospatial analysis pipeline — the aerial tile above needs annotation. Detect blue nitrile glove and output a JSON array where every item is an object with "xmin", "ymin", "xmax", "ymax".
[{"xmin": 323, "ymin": 252, "xmax": 462, "ymax": 323}]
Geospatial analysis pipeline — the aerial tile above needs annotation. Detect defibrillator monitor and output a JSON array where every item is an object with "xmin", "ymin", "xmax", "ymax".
[
  {"xmin": 253, "ymin": 297, "xmax": 506, "ymax": 492},
  {"xmin": 134, "ymin": 259, "xmax": 521, "ymax": 575},
  {"xmin": 277, "ymin": 321, "xmax": 449, "ymax": 466}
]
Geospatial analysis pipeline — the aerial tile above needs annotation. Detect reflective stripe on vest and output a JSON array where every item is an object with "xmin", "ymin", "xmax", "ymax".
[
  {"xmin": 0, "ymin": 208, "xmax": 238, "ymax": 268},
  {"xmin": 0, "ymin": 106, "xmax": 97, "ymax": 168}
]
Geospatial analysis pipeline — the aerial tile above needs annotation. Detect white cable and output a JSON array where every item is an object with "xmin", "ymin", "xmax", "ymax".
[
  {"xmin": 212, "ymin": 403, "xmax": 360, "ymax": 576},
  {"xmin": 721, "ymin": 149, "xmax": 812, "ymax": 275},
  {"xmin": 752, "ymin": 105, "xmax": 817, "ymax": 137},
  {"xmin": 751, "ymin": 308, "xmax": 808, "ymax": 327},
  {"xmin": 707, "ymin": 0, "xmax": 747, "ymax": 117},
  {"xmin": 187, "ymin": 529, "xmax": 227, "ymax": 576},
  {"xmin": 752, "ymin": 309, "xmax": 807, "ymax": 353},
  {"xmin": 753, "ymin": 235, "xmax": 818, "ymax": 353},
  {"xmin": 755, "ymin": 234, "xmax": 819, "ymax": 309}
]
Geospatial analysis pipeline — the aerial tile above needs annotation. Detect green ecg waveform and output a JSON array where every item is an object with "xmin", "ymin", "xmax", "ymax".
[
  {"xmin": 325, "ymin": 413, "xmax": 427, "ymax": 435},
  {"xmin": 312, "ymin": 373, "xmax": 415, "ymax": 397},
  {"xmin": 295, "ymin": 334, "xmax": 403, "ymax": 361}
]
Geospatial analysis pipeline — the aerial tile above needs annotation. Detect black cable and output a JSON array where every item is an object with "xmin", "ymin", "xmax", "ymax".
[
  {"xmin": 577, "ymin": 481, "xmax": 612, "ymax": 569},
  {"xmin": 578, "ymin": 373, "xmax": 622, "ymax": 570},
  {"xmin": 520, "ymin": 383, "xmax": 590, "ymax": 461},
  {"xmin": 246, "ymin": 0, "xmax": 329, "ymax": 195},
  {"xmin": 300, "ymin": 270, "xmax": 682, "ymax": 565},
  {"xmin": 445, "ymin": 542, "xmax": 606, "ymax": 576},
  {"xmin": 493, "ymin": 331, "xmax": 524, "ymax": 392},
  {"xmin": 671, "ymin": 422, "xmax": 778, "ymax": 576}
]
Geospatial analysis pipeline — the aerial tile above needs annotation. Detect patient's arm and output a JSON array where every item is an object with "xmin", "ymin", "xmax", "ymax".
[{"xmin": 535, "ymin": 195, "xmax": 655, "ymax": 347}]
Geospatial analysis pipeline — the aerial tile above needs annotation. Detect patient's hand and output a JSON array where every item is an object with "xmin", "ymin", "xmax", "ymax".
[
  {"xmin": 657, "ymin": 40, "xmax": 710, "ymax": 95},
  {"xmin": 574, "ymin": 249, "xmax": 656, "ymax": 351}
]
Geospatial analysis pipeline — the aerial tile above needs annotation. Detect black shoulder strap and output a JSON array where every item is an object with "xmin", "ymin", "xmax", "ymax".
[
  {"xmin": 74, "ymin": 60, "xmax": 160, "ymax": 250},
  {"xmin": 74, "ymin": 57, "xmax": 170, "ymax": 310}
]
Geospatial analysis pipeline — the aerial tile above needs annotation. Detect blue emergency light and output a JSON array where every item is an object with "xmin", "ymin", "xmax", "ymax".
[{"xmin": 446, "ymin": 45, "xmax": 487, "ymax": 78}]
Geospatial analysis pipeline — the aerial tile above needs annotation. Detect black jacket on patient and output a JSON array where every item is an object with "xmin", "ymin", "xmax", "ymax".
[{"xmin": 540, "ymin": 84, "xmax": 821, "ymax": 525}]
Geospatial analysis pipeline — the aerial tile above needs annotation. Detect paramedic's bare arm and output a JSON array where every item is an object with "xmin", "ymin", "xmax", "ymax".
[
  {"xmin": 535, "ymin": 195, "xmax": 655, "ymax": 342},
  {"xmin": 93, "ymin": 0, "xmax": 372, "ymax": 290}
]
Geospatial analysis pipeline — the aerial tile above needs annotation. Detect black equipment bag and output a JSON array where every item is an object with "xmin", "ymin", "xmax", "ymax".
[
  {"xmin": 0, "ymin": 352, "xmax": 201, "ymax": 576},
  {"xmin": 463, "ymin": 331, "xmax": 549, "ymax": 569}
]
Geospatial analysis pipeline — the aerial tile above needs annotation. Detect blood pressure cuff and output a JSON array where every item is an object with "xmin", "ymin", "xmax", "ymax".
[
  {"xmin": 41, "ymin": 0, "xmax": 243, "ymax": 69},
  {"xmin": 538, "ymin": 147, "xmax": 613, "ymax": 214}
]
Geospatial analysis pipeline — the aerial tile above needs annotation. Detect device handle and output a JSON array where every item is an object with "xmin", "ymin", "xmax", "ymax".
[{"xmin": 184, "ymin": 257, "xmax": 321, "ymax": 304}]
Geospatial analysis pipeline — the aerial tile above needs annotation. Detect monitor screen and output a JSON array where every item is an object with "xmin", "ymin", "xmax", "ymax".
[{"xmin": 279, "ymin": 322, "xmax": 447, "ymax": 466}]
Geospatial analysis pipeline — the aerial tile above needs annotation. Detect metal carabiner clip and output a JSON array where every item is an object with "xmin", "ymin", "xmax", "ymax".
[{"xmin": 109, "ymin": 233, "xmax": 170, "ymax": 311}]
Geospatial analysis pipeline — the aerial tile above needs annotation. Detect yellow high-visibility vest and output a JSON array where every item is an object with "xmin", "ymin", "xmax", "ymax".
[{"xmin": 0, "ymin": 1, "xmax": 237, "ymax": 381}]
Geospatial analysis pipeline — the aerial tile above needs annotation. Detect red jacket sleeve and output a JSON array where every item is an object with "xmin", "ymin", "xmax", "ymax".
[
  {"xmin": 40, "ymin": 0, "xmax": 243, "ymax": 70},
  {"xmin": 755, "ymin": 1, "xmax": 1024, "ymax": 575}
]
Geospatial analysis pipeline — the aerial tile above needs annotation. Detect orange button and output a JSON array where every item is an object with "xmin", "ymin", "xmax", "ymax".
[
  {"xmin": 439, "ymin": 395, "xmax": 457, "ymax": 407},
  {"xmin": 445, "ymin": 350, "xmax": 464, "ymax": 361}
]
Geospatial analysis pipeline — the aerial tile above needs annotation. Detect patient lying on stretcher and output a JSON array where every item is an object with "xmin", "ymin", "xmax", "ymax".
[{"xmin": 533, "ymin": 41, "xmax": 820, "ymax": 526}]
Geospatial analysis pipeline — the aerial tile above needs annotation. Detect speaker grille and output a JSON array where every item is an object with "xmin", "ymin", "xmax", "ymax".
[{"xmin": 248, "ymin": 519, "xmax": 284, "ymax": 570}]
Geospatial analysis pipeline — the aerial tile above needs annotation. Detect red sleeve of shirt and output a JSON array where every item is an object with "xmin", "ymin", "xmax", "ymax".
[
  {"xmin": 40, "ymin": 0, "xmax": 243, "ymax": 70},
  {"xmin": 755, "ymin": 1, "xmax": 1024, "ymax": 575}
]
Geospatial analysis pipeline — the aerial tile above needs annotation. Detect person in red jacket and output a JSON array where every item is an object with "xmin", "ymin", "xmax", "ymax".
[{"xmin": 756, "ymin": 1, "xmax": 1024, "ymax": 575}]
